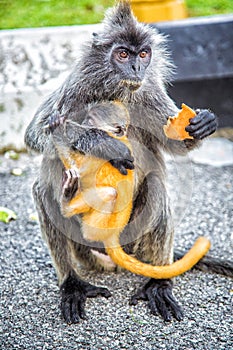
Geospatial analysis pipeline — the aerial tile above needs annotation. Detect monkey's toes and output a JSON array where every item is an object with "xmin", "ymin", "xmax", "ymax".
[
  {"xmin": 60, "ymin": 272, "xmax": 111, "ymax": 324},
  {"xmin": 61, "ymin": 293, "xmax": 86, "ymax": 324},
  {"xmin": 147, "ymin": 279, "xmax": 184, "ymax": 322},
  {"xmin": 85, "ymin": 285, "xmax": 111, "ymax": 298},
  {"xmin": 129, "ymin": 288, "xmax": 147, "ymax": 305},
  {"xmin": 130, "ymin": 278, "xmax": 183, "ymax": 322}
]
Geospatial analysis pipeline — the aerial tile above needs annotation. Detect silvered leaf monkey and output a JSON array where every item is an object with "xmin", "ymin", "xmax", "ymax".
[{"xmin": 24, "ymin": 1, "xmax": 229, "ymax": 324}]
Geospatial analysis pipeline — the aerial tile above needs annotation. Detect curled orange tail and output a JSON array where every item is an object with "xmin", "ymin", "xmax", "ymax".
[{"xmin": 105, "ymin": 237, "xmax": 211, "ymax": 279}]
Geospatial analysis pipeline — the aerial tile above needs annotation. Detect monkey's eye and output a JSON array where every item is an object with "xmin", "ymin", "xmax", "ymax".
[
  {"xmin": 82, "ymin": 117, "xmax": 94, "ymax": 126},
  {"xmin": 114, "ymin": 125, "xmax": 125, "ymax": 137},
  {"xmin": 118, "ymin": 50, "xmax": 129, "ymax": 60},
  {"xmin": 139, "ymin": 50, "xmax": 148, "ymax": 59}
]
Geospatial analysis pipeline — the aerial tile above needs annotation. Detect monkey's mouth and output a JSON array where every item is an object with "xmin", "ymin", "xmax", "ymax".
[{"xmin": 120, "ymin": 79, "xmax": 142, "ymax": 92}]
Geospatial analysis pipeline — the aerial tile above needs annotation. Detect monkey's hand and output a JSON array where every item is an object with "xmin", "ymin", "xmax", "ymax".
[
  {"xmin": 60, "ymin": 271, "xmax": 111, "ymax": 324},
  {"xmin": 110, "ymin": 158, "xmax": 134, "ymax": 176},
  {"xmin": 72, "ymin": 129, "xmax": 134, "ymax": 175},
  {"xmin": 44, "ymin": 110, "xmax": 67, "ymax": 133},
  {"xmin": 185, "ymin": 109, "xmax": 217, "ymax": 140},
  {"xmin": 130, "ymin": 278, "xmax": 183, "ymax": 322}
]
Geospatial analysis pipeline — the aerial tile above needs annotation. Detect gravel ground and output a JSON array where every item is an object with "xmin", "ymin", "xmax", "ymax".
[{"xmin": 0, "ymin": 142, "xmax": 232, "ymax": 350}]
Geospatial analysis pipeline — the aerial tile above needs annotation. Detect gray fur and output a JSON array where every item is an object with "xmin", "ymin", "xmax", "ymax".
[{"xmin": 24, "ymin": 1, "xmax": 220, "ymax": 323}]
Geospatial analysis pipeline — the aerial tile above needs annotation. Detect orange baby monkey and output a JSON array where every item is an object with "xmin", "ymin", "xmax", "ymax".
[
  {"xmin": 56, "ymin": 101, "xmax": 134, "ymax": 244},
  {"xmin": 51, "ymin": 101, "xmax": 210, "ymax": 279}
]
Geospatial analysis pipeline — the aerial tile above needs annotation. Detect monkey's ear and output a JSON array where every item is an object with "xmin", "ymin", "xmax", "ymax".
[
  {"xmin": 92, "ymin": 32, "xmax": 102, "ymax": 46},
  {"xmin": 92, "ymin": 32, "xmax": 98, "ymax": 39},
  {"xmin": 91, "ymin": 31, "xmax": 111, "ymax": 47},
  {"xmin": 92, "ymin": 33, "xmax": 112, "ymax": 47},
  {"xmin": 91, "ymin": 32, "xmax": 99, "ymax": 46}
]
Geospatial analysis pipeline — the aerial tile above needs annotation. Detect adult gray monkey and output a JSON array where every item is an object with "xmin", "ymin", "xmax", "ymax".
[{"xmin": 25, "ymin": 1, "xmax": 226, "ymax": 325}]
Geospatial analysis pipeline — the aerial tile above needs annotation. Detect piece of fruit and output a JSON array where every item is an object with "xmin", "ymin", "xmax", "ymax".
[{"xmin": 164, "ymin": 103, "xmax": 196, "ymax": 140}]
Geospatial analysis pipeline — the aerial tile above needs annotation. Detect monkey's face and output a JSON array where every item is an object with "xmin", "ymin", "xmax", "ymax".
[
  {"xmin": 83, "ymin": 117, "xmax": 127, "ymax": 138},
  {"xmin": 110, "ymin": 44, "xmax": 152, "ymax": 91},
  {"xmin": 81, "ymin": 102, "xmax": 129, "ymax": 137}
]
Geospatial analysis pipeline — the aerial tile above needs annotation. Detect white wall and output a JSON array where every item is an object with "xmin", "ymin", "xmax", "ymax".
[{"xmin": 0, "ymin": 24, "xmax": 101, "ymax": 151}]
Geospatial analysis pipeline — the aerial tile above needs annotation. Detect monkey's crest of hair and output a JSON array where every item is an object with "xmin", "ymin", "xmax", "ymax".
[
  {"xmin": 99, "ymin": 1, "xmax": 172, "ymax": 72},
  {"xmin": 99, "ymin": 0, "xmax": 145, "ymax": 47}
]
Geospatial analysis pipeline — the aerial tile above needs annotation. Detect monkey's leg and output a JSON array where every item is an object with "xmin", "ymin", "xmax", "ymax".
[
  {"xmin": 126, "ymin": 171, "xmax": 183, "ymax": 322},
  {"xmin": 33, "ymin": 179, "xmax": 111, "ymax": 324}
]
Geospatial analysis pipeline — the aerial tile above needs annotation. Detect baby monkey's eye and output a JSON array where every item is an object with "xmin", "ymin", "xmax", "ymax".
[{"xmin": 114, "ymin": 125, "xmax": 125, "ymax": 137}]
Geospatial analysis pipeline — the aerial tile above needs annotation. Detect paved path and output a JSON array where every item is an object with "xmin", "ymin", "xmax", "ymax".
[{"xmin": 0, "ymin": 139, "xmax": 232, "ymax": 350}]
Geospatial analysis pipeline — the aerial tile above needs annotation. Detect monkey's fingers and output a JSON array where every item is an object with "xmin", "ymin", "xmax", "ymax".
[
  {"xmin": 110, "ymin": 159, "xmax": 127, "ymax": 175},
  {"xmin": 122, "ymin": 159, "xmax": 135, "ymax": 170},
  {"xmin": 185, "ymin": 109, "xmax": 218, "ymax": 140},
  {"xmin": 60, "ymin": 272, "xmax": 87, "ymax": 324},
  {"xmin": 60, "ymin": 272, "xmax": 111, "ymax": 324},
  {"xmin": 110, "ymin": 158, "xmax": 134, "ymax": 175},
  {"xmin": 61, "ymin": 293, "xmax": 86, "ymax": 324},
  {"xmin": 44, "ymin": 110, "xmax": 67, "ymax": 133}
]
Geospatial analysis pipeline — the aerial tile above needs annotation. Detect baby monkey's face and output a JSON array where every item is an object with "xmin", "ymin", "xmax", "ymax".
[{"xmin": 81, "ymin": 101, "xmax": 129, "ymax": 140}]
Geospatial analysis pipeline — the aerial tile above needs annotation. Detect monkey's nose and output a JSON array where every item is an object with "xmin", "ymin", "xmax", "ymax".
[{"xmin": 132, "ymin": 64, "xmax": 140, "ymax": 72}]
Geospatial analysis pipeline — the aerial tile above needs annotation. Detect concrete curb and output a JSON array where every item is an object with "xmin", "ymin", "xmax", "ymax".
[
  {"xmin": 0, "ymin": 15, "xmax": 232, "ymax": 151},
  {"xmin": 154, "ymin": 14, "xmax": 233, "ymax": 128}
]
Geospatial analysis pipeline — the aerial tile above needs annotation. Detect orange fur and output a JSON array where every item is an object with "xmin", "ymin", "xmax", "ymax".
[
  {"xmin": 57, "ymin": 103, "xmax": 210, "ymax": 279},
  {"xmin": 105, "ymin": 236, "xmax": 211, "ymax": 279},
  {"xmin": 60, "ymin": 134, "xmax": 134, "ymax": 242}
]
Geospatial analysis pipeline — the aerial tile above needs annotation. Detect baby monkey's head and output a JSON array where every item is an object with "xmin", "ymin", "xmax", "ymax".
[{"xmin": 82, "ymin": 101, "xmax": 130, "ymax": 141}]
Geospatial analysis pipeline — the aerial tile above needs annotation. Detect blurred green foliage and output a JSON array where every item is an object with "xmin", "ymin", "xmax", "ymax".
[
  {"xmin": 186, "ymin": 0, "xmax": 233, "ymax": 17},
  {"xmin": 0, "ymin": 0, "xmax": 113, "ymax": 29},
  {"xmin": 0, "ymin": 0, "xmax": 232, "ymax": 30}
]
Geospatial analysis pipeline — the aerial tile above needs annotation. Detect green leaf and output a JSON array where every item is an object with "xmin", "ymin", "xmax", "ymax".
[
  {"xmin": 11, "ymin": 168, "xmax": 23, "ymax": 176},
  {"xmin": 0, "ymin": 207, "xmax": 17, "ymax": 223},
  {"xmin": 29, "ymin": 212, "xmax": 39, "ymax": 222},
  {"xmin": 4, "ymin": 150, "xmax": 20, "ymax": 160}
]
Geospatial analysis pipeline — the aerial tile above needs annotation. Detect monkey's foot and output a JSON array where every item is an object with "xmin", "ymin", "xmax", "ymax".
[
  {"xmin": 48, "ymin": 110, "xmax": 67, "ymax": 132},
  {"xmin": 62, "ymin": 169, "xmax": 80, "ymax": 201},
  {"xmin": 129, "ymin": 278, "xmax": 183, "ymax": 322},
  {"xmin": 60, "ymin": 271, "xmax": 111, "ymax": 324}
]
